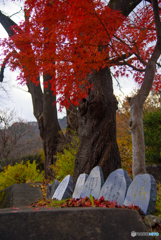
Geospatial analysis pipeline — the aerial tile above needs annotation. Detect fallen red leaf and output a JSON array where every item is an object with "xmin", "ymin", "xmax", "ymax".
[
  {"xmin": 33, "ymin": 208, "xmax": 40, "ymax": 211},
  {"xmin": 100, "ymin": 204, "xmax": 106, "ymax": 208}
]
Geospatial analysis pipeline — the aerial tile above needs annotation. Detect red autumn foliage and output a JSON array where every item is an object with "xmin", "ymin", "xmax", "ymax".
[
  {"xmin": 29, "ymin": 196, "xmax": 141, "ymax": 214},
  {"xmin": 60, "ymin": 196, "xmax": 141, "ymax": 212},
  {"xmin": 0, "ymin": 1, "xmax": 161, "ymax": 108}
]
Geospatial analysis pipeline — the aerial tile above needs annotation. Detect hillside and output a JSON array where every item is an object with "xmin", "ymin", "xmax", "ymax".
[{"xmin": 0, "ymin": 117, "xmax": 67, "ymax": 167}]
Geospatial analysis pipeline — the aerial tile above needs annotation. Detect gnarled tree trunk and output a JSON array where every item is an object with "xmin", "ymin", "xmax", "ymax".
[
  {"xmin": 74, "ymin": 67, "xmax": 121, "ymax": 183},
  {"xmin": 73, "ymin": 0, "xmax": 143, "ymax": 184}
]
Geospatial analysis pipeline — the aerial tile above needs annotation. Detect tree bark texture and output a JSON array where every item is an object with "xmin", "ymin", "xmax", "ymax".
[{"xmin": 74, "ymin": 67, "xmax": 121, "ymax": 183}]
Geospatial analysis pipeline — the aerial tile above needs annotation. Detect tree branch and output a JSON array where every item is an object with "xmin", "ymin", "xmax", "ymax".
[
  {"xmin": 10, "ymin": 8, "xmax": 22, "ymax": 18},
  {"xmin": 0, "ymin": 52, "xmax": 13, "ymax": 82},
  {"xmin": 0, "ymin": 11, "xmax": 17, "ymax": 36},
  {"xmin": 151, "ymin": 0, "xmax": 161, "ymax": 39},
  {"xmin": 108, "ymin": 0, "xmax": 142, "ymax": 17},
  {"xmin": 138, "ymin": 0, "xmax": 161, "ymax": 106}
]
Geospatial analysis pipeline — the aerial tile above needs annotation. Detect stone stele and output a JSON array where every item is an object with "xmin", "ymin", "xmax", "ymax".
[
  {"xmin": 99, "ymin": 168, "xmax": 132, "ymax": 206},
  {"xmin": 72, "ymin": 173, "xmax": 88, "ymax": 199},
  {"xmin": 81, "ymin": 166, "xmax": 104, "ymax": 199},
  {"xmin": 124, "ymin": 174, "xmax": 156, "ymax": 215},
  {"xmin": 52, "ymin": 175, "xmax": 73, "ymax": 200}
]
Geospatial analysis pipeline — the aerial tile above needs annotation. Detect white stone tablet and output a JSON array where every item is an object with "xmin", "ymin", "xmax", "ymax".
[
  {"xmin": 52, "ymin": 175, "xmax": 73, "ymax": 200},
  {"xmin": 81, "ymin": 166, "xmax": 104, "ymax": 199},
  {"xmin": 72, "ymin": 173, "xmax": 88, "ymax": 199}
]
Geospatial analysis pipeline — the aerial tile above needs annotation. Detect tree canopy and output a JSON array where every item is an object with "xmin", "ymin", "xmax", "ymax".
[
  {"xmin": 0, "ymin": 0, "xmax": 160, "ymax": 108},
  {"xmin": 1, "ymin": 0, "xmax": 161, "ymax": 180}
]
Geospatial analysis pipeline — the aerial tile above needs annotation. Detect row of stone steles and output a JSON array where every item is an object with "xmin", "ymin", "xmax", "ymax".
[{"xmin": 47, "ymin": 166, "xmax": 156, "ymax": 216}]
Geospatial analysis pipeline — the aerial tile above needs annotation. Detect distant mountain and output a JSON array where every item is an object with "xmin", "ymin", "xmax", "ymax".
[
  {"xmin": 28, "ymin": 116, "xmax": 67, "ymax": 132},
  {"xmin": 7, "ymin": 117, "xmax": 67, "ymax": 158},
  {"xmin": 0, "ymin": 117, "xmax": 67, "ymax": 169}
]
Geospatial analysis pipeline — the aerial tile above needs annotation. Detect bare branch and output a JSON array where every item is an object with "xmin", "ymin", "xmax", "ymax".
[
  {"xmin": 10, "ymin": 8, "xmax": 22, "ymax": 18},
  {"xmin": 111, "ymin": 72, "xmax": 124, "ymax": 94},
  {"xmin": 116, "ymin": 61, "xmax": 145, "ymax": 72}
]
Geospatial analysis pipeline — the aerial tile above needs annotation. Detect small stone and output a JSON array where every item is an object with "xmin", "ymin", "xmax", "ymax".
[
  {"xmin": 47, "ymin": 180, "xmax": 60, "ymax": 199},
  {"xmin": 46, "ymin": 183, "xmax": 52, "ymax": 199},
  {"xmin": 144, "ymin": 215, "xmax": 161, "ymax": 227}
]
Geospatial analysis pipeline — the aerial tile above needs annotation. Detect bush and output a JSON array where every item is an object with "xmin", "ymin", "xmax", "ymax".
[
  {"xmin": 21, "ymin": 151, "xmax": 44, "ymax": 171},
  {"xmin": 119, "ymin": 142, "xmax": 133, "ymax": 179},
  {"xmin": 0, "ymin": 151, "xmax": 45, "ymax": 172},
  {"xmin": 51, "ymin": 133, "xmax": 79, "ymax": 181},
  {"xmin": 143, "ymin": 109, "xmax": 161, "ymax": 164},
  {"xmin": 0, "ymin": 161, "xmax": 44, "ymax": 191}
]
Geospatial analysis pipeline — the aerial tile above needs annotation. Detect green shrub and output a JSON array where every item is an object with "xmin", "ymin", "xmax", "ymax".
[
  {"xmin": 0, "ymin": 161, "xmax": 44, "ymax": 191},
  {"xmin": 143, "ymin": 109, "xmax": 161, "ymax": 164},
  {"xmin": 51, "ymin": 133, "xmax": 79, "ymax": 181},
  {"xmin": 0, "ymin": 151, "xmax": 45, "ymax": 172},
  {"xmin": 21, "ymin": 152, "xmax": 44, "ymax": 171}
]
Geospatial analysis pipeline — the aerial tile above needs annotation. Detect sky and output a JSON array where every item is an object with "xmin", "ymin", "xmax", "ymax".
[{"xmin": 0, "ymin": 0, "xmax": 139, "ymax": 122}]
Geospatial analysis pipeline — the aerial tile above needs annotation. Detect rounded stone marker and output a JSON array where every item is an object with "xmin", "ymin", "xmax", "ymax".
[
  {"xmin": 99, "ymin": 168, "xmax": 132, "ymax": 206},
  {"xmin": 72, "ymin": 173, "xmax": 88, "ymax": 199},
  {"xmin": 81, "ymin": 166, "xmax": 104, "ymax": 199},
  {"xmin": 124, "ymin": 174, "xmax": 156, "ymax": 215}
]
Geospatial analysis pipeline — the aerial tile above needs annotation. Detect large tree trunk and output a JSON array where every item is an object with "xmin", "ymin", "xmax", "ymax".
[
  {"xmin": 26, "ymin": 80, "xmax": 44, "ymax": 137},
  {"xmin": 43, "ymin": 74, "xmax": 64, "ymax": 178},
  {"xmin": 27, "ymin": 75, "xmax": 65, "ymax": 179},
  {"xmin": 74, "ymin": 67, "xmax": 121, "ymax": 183},
  {"xmin": 128, "ymin": 0, "xmax": 161, "ymax": 178},
  {"xmin": 73, "ymin": 0, "xmax": 143, "ymax": 184},
  {"xmin": 0, "ymin": 11, "xmax": 65, "ymax": 179},
  {"xmin": 128, "ymin": 95, "xmax": 147, "ymax": 177}
]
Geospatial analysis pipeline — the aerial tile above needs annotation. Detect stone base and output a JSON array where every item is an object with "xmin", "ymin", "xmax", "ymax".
[
  {"xmin": 0, "ymin": 183, "xmax": 43, "ymax": 208},
  {"xmin": 0, "ymin": 208, "xmax": 153, "ymax": 240}
]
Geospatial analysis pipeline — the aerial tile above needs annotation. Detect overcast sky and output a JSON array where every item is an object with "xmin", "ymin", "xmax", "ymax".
[{"xmin": 0, "ymin": 0, "xmax": 139, "ymax": 122}]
